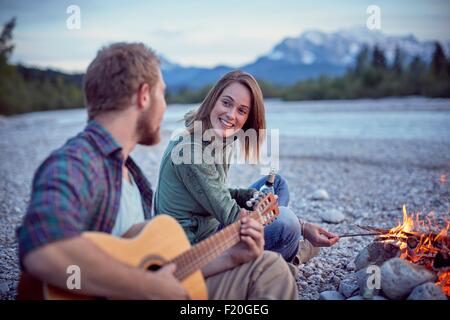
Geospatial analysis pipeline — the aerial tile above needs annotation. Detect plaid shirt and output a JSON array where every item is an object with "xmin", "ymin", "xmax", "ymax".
[{"xmin": 17, "ymin": 120, "xmax": 153, "ymax": 267}]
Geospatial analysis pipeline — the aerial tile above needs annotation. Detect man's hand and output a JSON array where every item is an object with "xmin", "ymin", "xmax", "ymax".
[
  {"xmin": 145, "ymin": 263, "xmax": 190, "ymax": 300},
  {"xmin": 228, "ymin": 209, "xmax": 265, "ymax": 266},
  {"xmin": 303, "ymin": 222, "xmax": 339, "ymax": 247}
]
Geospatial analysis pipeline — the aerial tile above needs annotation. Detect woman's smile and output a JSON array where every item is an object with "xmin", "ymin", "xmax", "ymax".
[{"xmin": 219, "ymin": 117, "xmax": 235, "ymax": 129}]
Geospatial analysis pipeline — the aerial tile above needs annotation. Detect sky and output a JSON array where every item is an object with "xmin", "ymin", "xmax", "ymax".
[{"xmin": 0, "ymin": 0, "xmax": 449, "ymax": 72}]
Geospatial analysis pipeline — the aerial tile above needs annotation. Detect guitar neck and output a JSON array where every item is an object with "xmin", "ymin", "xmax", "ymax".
[{"xmin": 171, "ymin": 211, "xmax": 260, "ymax": 280}]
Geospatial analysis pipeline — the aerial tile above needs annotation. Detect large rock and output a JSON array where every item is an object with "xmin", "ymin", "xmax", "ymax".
[
  {"xmin": 319, "ymin": 209, "xmax": 345, "ymax": 223},
  {"xmin": 356, "ymin": 267, "xmax": 381, "ymax": 297},
  {"xmin": 372, "ymin": 295, "xmax": 388, "ymax": 300},
  {"xmin": 338, "ymin": 273, "xmax": 359, "ymax": 298},
  {"xmin": 319, "ymin": 290, "xmax": 345, "ymax": 300},
  {"xmin": 355, "ymin": 242, "xmax": 400, "ymax": 270},
  {"xmin": 310, "ymin": 189, "xmax": 330, "ymax": 201},
  {"xmin": 347, "ymin": 295, "xmax": 387, "ymax": 300},
  {"xmin": 407, "ymin": 282, "xmax": 447, "ymax": 300},
  {"xmin": 381, "ymin": 258, "xmax": 437, "ymax": 300}
]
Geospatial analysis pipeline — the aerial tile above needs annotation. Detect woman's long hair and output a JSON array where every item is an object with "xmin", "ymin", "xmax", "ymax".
[{"xmin": 184, "ymin": 70, "xmax": 266, "ymax": 162}]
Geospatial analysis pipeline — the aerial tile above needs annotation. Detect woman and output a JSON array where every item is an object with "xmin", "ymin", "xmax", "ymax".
[{"xmin": 154, "ymin": 70, "xmax": 338, "ymax": 263}]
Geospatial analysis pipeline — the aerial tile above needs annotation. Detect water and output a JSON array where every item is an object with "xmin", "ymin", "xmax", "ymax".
[
  {"xmin": 8, "ymin": 97, "xmax": 450, "ymax": 142},
  {"xmin": 163, "ymin": 97, "xmax": 450, "ymax": 142}
]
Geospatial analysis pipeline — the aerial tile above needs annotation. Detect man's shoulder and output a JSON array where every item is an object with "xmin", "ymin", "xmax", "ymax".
[
  {"xmin": 35, "ymin": 130, "xmax": 103, "ymax": 178},
  {"xmin": 57, "ymin": 130, "xmax": 100, "ymax": 159}
]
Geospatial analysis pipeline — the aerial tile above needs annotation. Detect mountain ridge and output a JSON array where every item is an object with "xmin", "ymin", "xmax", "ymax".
[{"xmin": 160, "ymin": 26, "xmax": 450, "ymax": 89}]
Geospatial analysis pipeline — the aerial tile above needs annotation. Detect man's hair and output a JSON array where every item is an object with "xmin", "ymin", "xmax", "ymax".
[{"xmin": 83, "ymin": 42, "xmax": 160, "ymax": 119}]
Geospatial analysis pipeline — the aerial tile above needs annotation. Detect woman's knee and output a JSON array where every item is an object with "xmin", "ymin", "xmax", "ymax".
[
  {"xmin": 264, "ymin": 206, "xmax": 301, "ymax": 254},
  {"xmin": 274, "ymin": 174, "xmax": 290, "ymax": 206},
  {"xmin": 277, "ymin": 206, "xmax": 301, "ymax": 237},
  {"xmin": 274, "ymin": 174, "xmax": 288, "ymax": 189}
]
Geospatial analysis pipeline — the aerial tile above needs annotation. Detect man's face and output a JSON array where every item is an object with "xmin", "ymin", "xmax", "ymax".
[{"xmin": 137, "ymin": 70, "xmax": 167, "ymax": 146}]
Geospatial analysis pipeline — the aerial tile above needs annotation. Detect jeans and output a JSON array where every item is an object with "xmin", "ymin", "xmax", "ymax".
[{"xmin": 249, "ymin": 175, "xmax": 301, "ymax": 262}]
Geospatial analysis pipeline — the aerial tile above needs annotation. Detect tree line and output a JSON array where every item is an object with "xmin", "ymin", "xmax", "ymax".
[
  {"xmin": 280, "ymin": 43, "xmax": 450, "ymax": 100},
  {"xmin": 0, "ymin": 18, "xmax": 85, "ymax": 115},
  {"xmin": 1, "ymin": 17, "xmax": 449, "ymax": 116},
  {"xmin": 142, "ymin": 42, "xmax": 450, "ymax": 103}
]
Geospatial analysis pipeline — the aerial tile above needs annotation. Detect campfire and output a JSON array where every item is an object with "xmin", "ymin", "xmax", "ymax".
[
  {"xmin": 440, "ymin": 173, "xmax": 448, "ymax": 185},
  {"xmin": 362, "ymin": 205, "xmax": 450, "ymax": 296}
]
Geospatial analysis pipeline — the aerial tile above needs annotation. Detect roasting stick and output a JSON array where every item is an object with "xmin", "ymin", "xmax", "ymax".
[{"xmin": 338, "ymin": 232, "xmax": 381, "ymax": 238}]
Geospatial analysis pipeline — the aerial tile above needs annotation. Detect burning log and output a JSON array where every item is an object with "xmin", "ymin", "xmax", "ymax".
[
  {"xmin": 356, "ymin": 204, "xmax": 450, "ymax": 296},
  {"xmin": 433, "ymin": 252, "xmax": 450, "ymax": 269},
  {"xmin": 357, "ymin": 224, "xmax": 450, "ymax": 254}
]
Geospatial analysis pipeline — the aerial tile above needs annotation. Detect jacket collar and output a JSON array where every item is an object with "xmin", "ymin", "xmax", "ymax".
[{"xmin": 85, "ymin": 120, "xmax": 122, "ymax": 157}]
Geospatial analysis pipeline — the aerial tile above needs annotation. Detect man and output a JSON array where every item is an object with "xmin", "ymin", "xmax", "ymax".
[{"xmin": 16, "ymin": 42, "xmax": 297, "ymax": 299}]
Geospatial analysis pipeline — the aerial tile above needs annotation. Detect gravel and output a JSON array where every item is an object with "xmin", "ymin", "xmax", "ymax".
[{"xmin": 1, "ymin": 107, "xmax": 450, "ymax": 300}]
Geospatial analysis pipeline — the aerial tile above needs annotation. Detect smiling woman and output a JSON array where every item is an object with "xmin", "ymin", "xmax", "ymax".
[
  {"xmin": 154, "ymin": 70, "xmax": 311, "ymax": 262},
  {"xmin": 184, "ymin": 70, "xmax": 266, "ymax": 163}
]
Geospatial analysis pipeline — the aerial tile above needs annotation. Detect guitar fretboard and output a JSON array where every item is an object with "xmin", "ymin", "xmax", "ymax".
[{"xmin": 171, "ymin": 210, "xmax": 265, "ymax": 280}]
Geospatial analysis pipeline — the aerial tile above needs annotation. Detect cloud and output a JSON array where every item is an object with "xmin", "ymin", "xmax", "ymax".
[{"xmin": 149, "ymin": 28, "xmax": 183, "ymax": 39}]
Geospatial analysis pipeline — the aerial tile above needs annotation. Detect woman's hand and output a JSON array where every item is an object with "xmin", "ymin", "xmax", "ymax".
[
  {"xmin": 228, "ymin": 210, "xmax": 265, "ymax": 266},
  {"xmin": 303, "ymin": 222, "xmax": 339, "ymax": 247}
]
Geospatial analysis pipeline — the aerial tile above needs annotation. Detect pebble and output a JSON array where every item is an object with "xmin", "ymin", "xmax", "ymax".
[
  {"xmin": 356, "ymin": 267, "xmax": 380, "ymax": 297},
  {"xmin": 338, "ymin": 273, "xmax": 359, "ymax": 298},
  {"xmin": 346, "ymin": 261, "xmax": 356, "ymax": 271},
  {"xmin": 319, "ymin": 209, "xmax": 345, "ymax": 223},
  {"xmin": 310, "ymin": 275, "xmax": 322, "ymax": 283},
  {"xmin": 299, "ymin": 281, "xmax": 308, "ymax": 288},
  {"xmin": 0, "ymin": 282, "xmax": 10, "ymax": 295},
  {"xmin": 331, "ymin": 275, "xmax": 341, "ymax": 285},
  {"xmin": 319, "ymin": 290, "xmax": 345, "ymax": 300},
  {"xmin": 310, "ymin": 189, "xmax": 330, "ymax": 201}
]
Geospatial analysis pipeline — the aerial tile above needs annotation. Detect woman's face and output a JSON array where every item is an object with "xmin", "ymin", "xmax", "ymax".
[{"xmin": 209, "ymin": 82, "xmax": 251, "ymax": 138}]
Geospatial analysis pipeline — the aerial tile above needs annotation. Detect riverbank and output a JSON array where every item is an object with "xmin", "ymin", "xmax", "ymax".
[{"xmin": 1, "ymin": 106, "xmax": 449, "ymax": 300}]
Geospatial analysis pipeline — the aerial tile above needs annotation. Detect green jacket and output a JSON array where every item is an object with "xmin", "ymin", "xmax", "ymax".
[{"xmin": 154, "ymin": 134, "xmax": 256, "ymax": 244}]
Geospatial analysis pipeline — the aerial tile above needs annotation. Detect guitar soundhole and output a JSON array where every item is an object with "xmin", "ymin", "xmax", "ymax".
[{"xmin": 146, "ymin": 264, "xmax": 162, "ymax": 271}]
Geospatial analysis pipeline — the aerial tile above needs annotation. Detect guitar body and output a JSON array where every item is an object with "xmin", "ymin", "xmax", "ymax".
[
  {"xmin": 18, "ymin": 215, "xmax": 207, "ymax": 300},
  {"xmin": 18, "ymin": 193, "xmax": 279, "ymax": 300}
]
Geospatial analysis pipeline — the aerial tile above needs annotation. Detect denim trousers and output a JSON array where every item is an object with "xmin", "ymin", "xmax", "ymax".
[{"xmin": 249, "ymin": 175, "xmax": 302, "ymax": 262}]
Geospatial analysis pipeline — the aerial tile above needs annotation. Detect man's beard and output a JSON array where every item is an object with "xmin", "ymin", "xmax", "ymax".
[{"xmin": 136, "ymin": 108, "xmax": 160, "ymax": 146}]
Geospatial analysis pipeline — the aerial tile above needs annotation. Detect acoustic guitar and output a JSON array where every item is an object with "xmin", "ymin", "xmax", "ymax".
[{"xmin": 18, "ymin": 193, "xmax": 279, "ymax": 300}]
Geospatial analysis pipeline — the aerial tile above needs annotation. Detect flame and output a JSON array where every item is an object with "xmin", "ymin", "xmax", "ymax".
[
  {"xmin": 440, "ymin": 173, "xmax": 448, "ymax": 185},
  {"xmin": 381, "ymin": 205, "xmax": 450, "ymax": 296}
]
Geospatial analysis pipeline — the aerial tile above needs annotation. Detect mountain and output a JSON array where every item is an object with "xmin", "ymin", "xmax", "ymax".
[
  {"xmin": 159, "ymin": 55, "xmax": 233, "ymax": 90},
  {"xmin": 264, "ymin": 27, "xmax": 449, "ymax": 68},
  {"xmin": 161, "ymin": 26, "xmax": 450, "ymax": 89}
]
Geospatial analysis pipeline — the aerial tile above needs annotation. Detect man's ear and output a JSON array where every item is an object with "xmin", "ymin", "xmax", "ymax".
[{"xmin": 136, "ymin": 83, "xmax": 151, "ymax": 111}]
